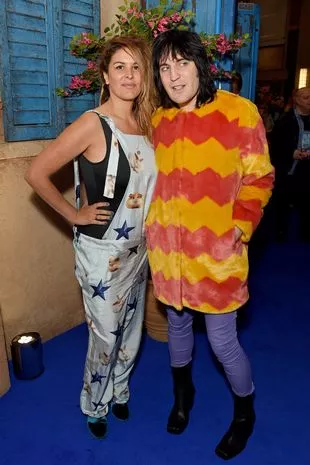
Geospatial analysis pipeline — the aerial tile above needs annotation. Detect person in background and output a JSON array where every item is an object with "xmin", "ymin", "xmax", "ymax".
[
  {"xmin": 146, "ymin": 30, "xmax": 274, "ymax": 460},
  {"xmin": 271, "ymin": 87, "xmax": 310, "ymax": 241},
  {"xmin": 270, "ymin": 95, "xmax": 285, "ymax": 123},
  {"xmin": 25, "ymin": 36, "xmax": 156, "ymax": 439},
  {"xmin": 257, "ymin": 102, "xmax": 274, "ymax": 140}
]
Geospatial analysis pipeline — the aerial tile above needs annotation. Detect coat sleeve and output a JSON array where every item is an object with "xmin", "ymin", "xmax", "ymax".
[{"xmin": 232, "ymin": 102, "xmax": 275, "ymax": 243}]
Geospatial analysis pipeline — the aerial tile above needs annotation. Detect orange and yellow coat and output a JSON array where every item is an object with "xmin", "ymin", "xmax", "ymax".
[{"xmin": 145, "ymin": 90, "xmax": 274, "ymax": 314}]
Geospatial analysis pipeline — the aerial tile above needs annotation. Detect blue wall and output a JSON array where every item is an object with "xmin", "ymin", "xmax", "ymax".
[{"xmin": 234, "ymin": 2, "xmax": 260, "ymax": 101}]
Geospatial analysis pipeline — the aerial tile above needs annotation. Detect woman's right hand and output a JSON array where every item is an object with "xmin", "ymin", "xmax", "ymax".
[{"xmin": 74, "ymin": 202, "xmax": 113, "ymax": 225}]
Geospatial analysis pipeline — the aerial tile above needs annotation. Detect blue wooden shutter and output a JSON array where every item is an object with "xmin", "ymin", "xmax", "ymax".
[
  {"xmin": 0, "ymin": 0, "xmax": 61, "ymax": 141},
  {"xmin": 0, "ymin": 0, "xmax": 100, "ymax": 141},
  {"xmin": 234, "ymin": 3, "xmax": 260, "ymax": 102},
  {"xmin": 61, "ymin": 0, "xmax": 100, "ymax": 126},
  {"xmin": 144, "ymin": 1, "xmax": 235, "ymax": 35}
]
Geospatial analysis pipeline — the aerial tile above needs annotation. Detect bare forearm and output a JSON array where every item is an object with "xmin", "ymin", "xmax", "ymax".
[{"xmin": 24, "ymin": 112, "xmax": 112, "ymax": 226}]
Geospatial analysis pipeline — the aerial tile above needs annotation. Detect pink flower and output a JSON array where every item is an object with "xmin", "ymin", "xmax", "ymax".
[
  {"xmin": 69, "ymin": 76, "xmax": 92, "ymax": 90},
  {"xmin": 87, "ymin": 61, "xmax": 97, "ymax": 70},
  {"xmin": 210, "ymin": 64, "xmax": 218, "ymax": 75},
  {"xmin": 80, "ymin": 32, "xmax": 93, "ymax": 46},
  {"xmin": 215, "ymin": 35, "xmax": 233, "ymax": 54},
  {"xmin": 159, "ymin": 17, "xmax": 169, "ymax": 26},
  {"xmin": 69, "ymin": 76, "xmax": 83, "ymax": 90},
  {"xmin": 127, "ymin": 7, "xmax": 137, "ymax": 15},
  {"xmin": 83, "ymin": 79, "xmax": 92, "ymax": 89},
  {"xmin": 157, "ymin": 18, "xmax": 170, "ymax": 33},
  {"xmin": 79, "ymin": 38, "xmax": 92, "ymax": 46},
  {"xmin": 233, "ymin": 38, "xmax": 243, "ymax": 47},
  {"xmin": 170, "ymin": 13, "xmax": 182, "ymax": 22}
]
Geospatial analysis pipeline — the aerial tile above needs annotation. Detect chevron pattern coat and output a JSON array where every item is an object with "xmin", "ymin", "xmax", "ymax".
[{"xmin": 145, "ymin": 90, "xmax": 274, "ymax": 314}]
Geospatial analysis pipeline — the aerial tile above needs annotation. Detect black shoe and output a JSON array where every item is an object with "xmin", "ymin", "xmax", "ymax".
[
  {"xmin": 215, "ymin": 394, "xmax": 255, "ymax": 460},
  {"xmin": 167, "ymin": 363, "xmax": 195, "ymax": 435},
  {"xmin": 112, "ymin": 403, "xmax": 129, "ymax": 421},
  {"xmin": 87, "ymin": 416, "xmax": 108, "ymax": 439}
]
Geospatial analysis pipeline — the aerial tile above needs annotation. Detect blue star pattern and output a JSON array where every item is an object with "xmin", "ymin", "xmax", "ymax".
[
  {"xmin": 91, "ymin": 280, "xmax": 110, "ymax": 300},
  {"xmin": 127, "ymin": 297, "xmax": 138, "ymax": 312},
  {"xmin": 92, "ymin": 400, "xmax": 105, "ymax": 410},
  {"xmin": 128, "ymin": 245, "xmax": 138, "ymax": 257},
  {"xmin": 91, "ymin": 372, "xmax": 106, "ymax": 385},
  {"xmin": 113, "ymin": 221, "xmax": 135, "ymax": 240},
  {"xmin": 110, "ymin": 323, "xmax": 122, "ymax": 340}
]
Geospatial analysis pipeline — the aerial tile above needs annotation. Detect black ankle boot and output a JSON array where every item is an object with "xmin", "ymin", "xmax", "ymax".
[
  {"xmin": 87, "ymin": 416, "xmax": 108, "ymax": 439},
  {"xmin": 112, "ymin": 402, "xmax": 129, "ymax": 420},
  {"xmin": 215, "ymin": 393, "xmax": 255, "ymax": 460},
  {"xmin": 167, "ymin": 363, "xmax": 195, "ymax": 435}
]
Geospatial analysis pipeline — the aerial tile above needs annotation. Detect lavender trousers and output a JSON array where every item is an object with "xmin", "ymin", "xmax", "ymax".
[{"xmin": 167, "ymin": 308, "xmax": 254, "ymax": 397}]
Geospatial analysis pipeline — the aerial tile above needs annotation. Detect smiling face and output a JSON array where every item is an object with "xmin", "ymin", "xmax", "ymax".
[
  {"xmin": 159, "ymin": 53, "xmax": 199, "ymax": 111},
  {"xmin": 104, "ymin": 47, "xmax": 142, "ymax": 102}
]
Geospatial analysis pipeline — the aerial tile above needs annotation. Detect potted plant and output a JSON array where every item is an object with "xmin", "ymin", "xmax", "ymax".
[{"xmin": 57, "ymin": 0, "xmax": 249, "ymax": 97}]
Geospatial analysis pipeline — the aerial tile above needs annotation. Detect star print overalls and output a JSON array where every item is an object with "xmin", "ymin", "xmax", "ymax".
[{"xmin": 73, "ymin": 113, "xmax": 156, "ymax": 418}]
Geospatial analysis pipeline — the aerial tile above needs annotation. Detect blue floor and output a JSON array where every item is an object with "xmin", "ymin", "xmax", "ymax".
[{"xmin": 1, "ymin": 237, "xmax": 310, "ymax": 464}]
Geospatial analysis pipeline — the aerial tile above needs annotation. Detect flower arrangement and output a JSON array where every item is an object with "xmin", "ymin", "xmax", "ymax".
[{"xmin": 56, "ymin": 0, "xmax": 249, "ymax": 97}]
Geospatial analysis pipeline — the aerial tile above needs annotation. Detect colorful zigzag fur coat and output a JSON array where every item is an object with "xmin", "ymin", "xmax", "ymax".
[{"xmin": 145, "ymin": 90, "xmax": 274, "ymax": 314}]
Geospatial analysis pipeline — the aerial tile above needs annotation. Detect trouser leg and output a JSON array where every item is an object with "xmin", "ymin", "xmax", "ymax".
[
  {"xmin": 166, "ymin": 307, "xmax": 195, "ymax": 434},
  {"xmin": 204, "ymin": 312, "xmax": 254, "ymax": 397},
  {"xmin": 205, "ymin": 312, "xmax": 255, "ymax": 460},
  {"xmin": 80, "ymin": 289, "xmax": 125, "ymax": 418},
  {"xmin": 113, "ymin": 275, "xmax": 147, "ymax": 404},
  {"xmin": 167, "ymin": 307, "xmax": 194, "ymax": 367}
]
